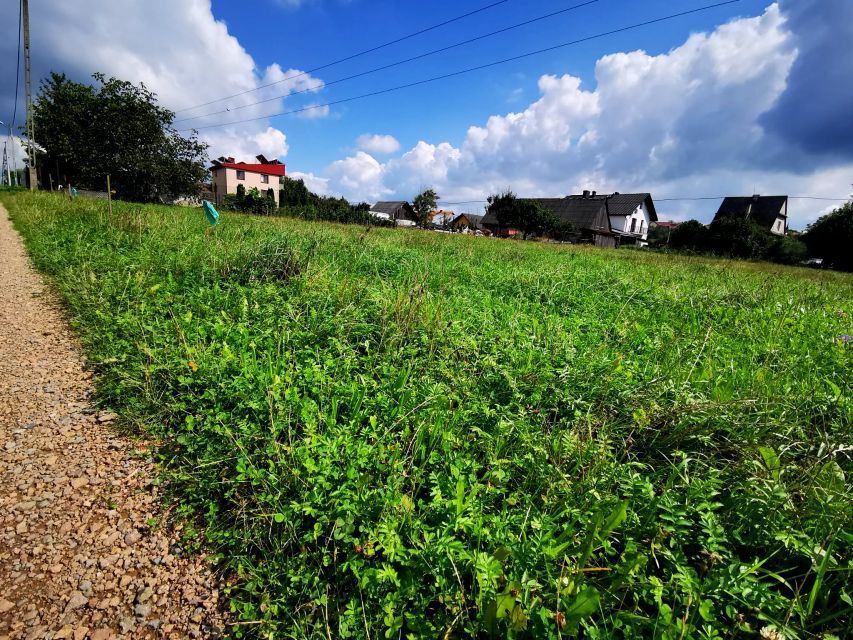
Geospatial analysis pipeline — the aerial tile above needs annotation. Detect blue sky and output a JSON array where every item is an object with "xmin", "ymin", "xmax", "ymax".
[
  {"xmin": 1, "ymin": 0, "xmax": 851, "ymax": 225},
  {"xmin": 207, "ymin": 0, "xmax": 770, "ymax": 172}
]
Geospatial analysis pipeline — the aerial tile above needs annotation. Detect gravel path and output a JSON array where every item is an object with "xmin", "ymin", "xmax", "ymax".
[{"xmin": 0, "ymin": 204, "xmax": 227, "ymax": 639}]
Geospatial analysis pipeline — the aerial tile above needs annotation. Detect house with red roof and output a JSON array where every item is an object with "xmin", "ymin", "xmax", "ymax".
[{"xmin": 209, "ymin": 155, "xmax": 285, "ymax": 207}]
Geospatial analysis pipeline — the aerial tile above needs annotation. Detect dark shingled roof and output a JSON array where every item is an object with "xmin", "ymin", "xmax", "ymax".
[
  {"xmin": 713, "ymin": 196, "xmax": 788, "ymax": 229},
  {"xmin": 481, "ymin": 192, "xmax": 657, "ymax": 232},
  {"xmin": 481, "ymin": 197, "xmax": 610, "ymax": 231},
  {"xmin": 532, "ymin": 197, "xmax": 611, "ymax": 231},
  {"xmin": 606, "ymin": 193, "xmax": 658, "ymax": 222},
  {"xmin": 480, "ymin": 211, "xmax": 499, "ymax": 227},
  {"xmin": 370, "ymin": 201, "xmax": 415, "ymax": 220}
]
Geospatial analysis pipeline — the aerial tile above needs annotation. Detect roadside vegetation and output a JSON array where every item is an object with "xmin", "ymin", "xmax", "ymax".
[{"xmin": 3, "ymin": 190, "xmax": 852, "ymax": 639}]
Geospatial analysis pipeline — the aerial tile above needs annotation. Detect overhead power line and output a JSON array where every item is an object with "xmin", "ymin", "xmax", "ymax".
[
  {"xmin": 175, "ymin": 0, "xmax": 511, "ymax": 114},
  {"xmin": 656, "ymin": 196, "xmax": 851, "ymax": 202},
  {"xmin": 175, "ymin": 0, "xmax": 600, "ymax": 125},
  {"xmin": 181, "ymin": 0, "xmax": 745, "ymax": 132}
]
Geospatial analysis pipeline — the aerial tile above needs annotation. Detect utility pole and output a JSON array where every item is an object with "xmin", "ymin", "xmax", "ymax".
[{"xmin": 23, "ymin": 0, "xmax": 37, "ymax": 190}]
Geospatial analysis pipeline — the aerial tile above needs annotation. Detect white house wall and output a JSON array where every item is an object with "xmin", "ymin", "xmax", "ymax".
[
  {"xmin": 771, "ymin": 205, "xmax": 787, "ymax": 235},
  {"xmin": 610, "ymin": 203, "xmax": 651, "ymax": 242}
]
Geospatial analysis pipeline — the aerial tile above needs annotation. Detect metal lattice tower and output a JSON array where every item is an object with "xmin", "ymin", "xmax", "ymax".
[{"xmin": 2, "ymin": 142, "xmax": 9, "ymax": 186}]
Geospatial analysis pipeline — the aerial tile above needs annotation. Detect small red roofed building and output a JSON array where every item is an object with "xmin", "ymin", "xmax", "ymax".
[{"xmin": 210, "ymin": 155, "xmax": 285, "ymax": 206}]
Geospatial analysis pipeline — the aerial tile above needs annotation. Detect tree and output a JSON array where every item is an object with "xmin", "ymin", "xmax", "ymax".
[
  {"xmin": 707, "ymin": 215, "xmax": 772, "ymax": 259},
  {"xmin": 802, "ymin": 202, "xmax": 853, "ymax": 271},
  {"xmin": 280, "ymin": 176, "xmax": 311, "ymax": 207},
  {"xmin": 486, "ymin": 190, "xmax": 519, "ymax": 232},
  {"xmin": 413, "ymin": 188, "xmax": 438, "ymax": 226},
  {"xmin": 765, "ymin": 235, "xmax": 808, "ymax": 265},
  {"xmin": 515, "ymin": 199, "xmax": 558, "ymax": 239},
  {"xmin": 646, "ymin": 224, "xmax": 673, "ymax": 248},
  {"xmin": 669, "ymin": 220, "xmax": 709, "ymax": 252},
  {"xmin": 276, "ymin": 176, "xmax": 390, "ymax": 226},
  {"xmin": 485, "ymin": 191, "xmax": 559, "ymax": 239},
  {"xmin": 33, "ymin": 72, "xmax": 208, "ymax": 201}
]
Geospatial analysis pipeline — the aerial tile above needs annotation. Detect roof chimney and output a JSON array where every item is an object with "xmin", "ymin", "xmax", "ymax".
[
  {"xmin": 591, "ymin": 191, "xmax": 597, "ymax": 197},
  {"xmin": 582, "ymin": 190, "xmax": 590, "ymax": 198}
]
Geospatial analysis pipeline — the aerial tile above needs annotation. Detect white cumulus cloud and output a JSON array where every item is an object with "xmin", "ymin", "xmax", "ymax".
[
  {"xmin": 0, "ymin": 0, "xmax": 325, "ymax": 164},
  {"xmin": 317, "ymin": 3, "xmax": 853, "ymax": 226},
  {"xmin": 325, "ymin": 152, "xmax": 391, "ymax": 202},
  {"xmin": 295, "ymin": 104, "xmax": 331, "ymax": 120},
  {"xmin": 356, "ymin": 134, "xmax": 401, "ymax": 155}
]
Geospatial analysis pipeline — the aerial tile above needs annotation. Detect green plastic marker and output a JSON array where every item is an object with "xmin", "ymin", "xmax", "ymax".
[{"xmin": 202, "ymin": 200, "xmax": 219, "ymax": 226}]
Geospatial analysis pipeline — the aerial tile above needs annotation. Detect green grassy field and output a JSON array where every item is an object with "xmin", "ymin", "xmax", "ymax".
[{"xmin": 4, "ymin": 190, "xmax": 853, "ymax": 639}]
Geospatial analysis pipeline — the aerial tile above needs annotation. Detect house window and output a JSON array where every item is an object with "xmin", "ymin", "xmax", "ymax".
[
  {"xmin": 236, "ymin": 170, "xmax": 246, "ymax": 180},
  {"xmin": 630, "ymin": 218, "xmax": 637, "ymax": 233},
  {"xmin": 261, "ymin": 174, "xmax": 269, "ymax": 184},
  {"xmin": 639, "ymin": 220, "xmax": 645, "ymax": 234}
]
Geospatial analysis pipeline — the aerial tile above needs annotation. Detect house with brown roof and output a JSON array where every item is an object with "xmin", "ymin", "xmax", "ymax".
[
  {"xmin": 712, "ymin": 195, "xmax": 788, "ymax": 235},
  {"xmin": 449, "ymin": 213, "xmax": 484, "ymax": 231},
  {"xmin": 210, "ymin": 155, "xmax": 286, "ymax": 207}
]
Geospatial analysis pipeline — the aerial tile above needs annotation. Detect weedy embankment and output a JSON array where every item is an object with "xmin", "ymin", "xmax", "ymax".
[{"xmin": 4, "ymin": 190, "xmax": 852, "ymax": 639}]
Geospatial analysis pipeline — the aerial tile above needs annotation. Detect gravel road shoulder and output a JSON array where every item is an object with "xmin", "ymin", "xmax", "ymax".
[{"xmin": 0, "ymin": 204, "xmax": 228, "ymax": 639}]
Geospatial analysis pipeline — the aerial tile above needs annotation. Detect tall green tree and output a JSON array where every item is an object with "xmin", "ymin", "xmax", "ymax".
[
  {"xmin": 412, "ymin": 188, "xmax": 438, "ymax": 226},
  {"xmin": 486, "ymin": 191, "xmax": 558, "ymax": 239},
  {"xmin": 515, "ymin": 198, "xmax": 558, "ymax": 239},
  {"xmin": 803, "ymin": 202, "xmax": 853, "ymax": 271},
  {"xmin": 669, "ymin": 220, "xmax": 709, "ymax": 252},
  {"xmin": 33, "ymin": 72, "xmax": 208, "ymax": 201},
  {"xmin": 486, "ymin": 190, "xmax": 517, "ymax": 232}
]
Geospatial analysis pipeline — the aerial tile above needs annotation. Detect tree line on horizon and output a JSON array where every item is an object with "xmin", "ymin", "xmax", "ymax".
[{"xmin": 649, "ymin": 204, "xmax": 853, "ymax": 271}]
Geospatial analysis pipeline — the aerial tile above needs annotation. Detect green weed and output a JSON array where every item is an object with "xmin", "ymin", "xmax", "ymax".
[{"xmin": 4, "ymin": 191, "xmax": 852, "ymax": 639}]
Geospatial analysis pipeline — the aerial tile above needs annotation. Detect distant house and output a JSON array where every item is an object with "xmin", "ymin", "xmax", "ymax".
[
  {"xmin": 449, "ymin": 213, "xmax": 484, "ymax": 231},
  {"xmin": 369, "ymin": 201, "xmax": 417, "ymax": 226},
  {"xmin": 428, "ymin": 210, "xmax": 456, "ymax": 227},
  {"xmin": 712, "ymin": 195, "xmax": 788, "ymax": 236},
  {"xmin": 480, "ymin": 191, "xmax": 658, "ymax": 246},
  {"xmin": 653, "ymin": 221, "xmax": 681, "ymax": 230},
  {"xmin": 210, "ymin": 155, "xmax": 285, "ymax": 206}
]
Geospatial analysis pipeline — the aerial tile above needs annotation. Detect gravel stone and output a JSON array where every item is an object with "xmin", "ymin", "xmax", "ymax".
[
  {"xmin": 134, "ymin": 603, "xmax": 152, "ymax": 619},
  {"xmin": 65, "ymin": 593, "xmax": 88, "ymax": 612},
  {"xmin": 0, "ymin": 205, "xmax": 228, "ymax": 636}
]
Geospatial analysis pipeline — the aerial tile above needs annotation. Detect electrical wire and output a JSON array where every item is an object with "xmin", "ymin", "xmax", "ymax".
[
  {"xmin": 175, "ymin": 0, "xmax": 511, "ymax": 114},
  {"xmin": 174, "ymin": 0, "xmax": 600, "ymax": 125},
  {"xmin": 657, "ymin": 196, "xmax": 851, "ymax": 202},
  {"xmin": 181, "ymin": 0, "xmax": 745, "ymax": 132}
]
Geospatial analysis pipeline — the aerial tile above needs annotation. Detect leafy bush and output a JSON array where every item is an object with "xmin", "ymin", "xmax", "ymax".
[
  {"xmin": 668, "ymin": 219, "xmax": 710, "ymax": 252},
  {"xmin": 279, "ymin": 176, "xmax": 388, "ymax": 226},
  {"xmin": 803, "ymin": 202, "xmax": 853, "ymax": 271},
  {"xmin": 766, "ymin": 235, "xmax": 809, "ymax": 265},
  {"xmin": 223, "ymin": 186, "xmax": 276, "ymax": 215}
]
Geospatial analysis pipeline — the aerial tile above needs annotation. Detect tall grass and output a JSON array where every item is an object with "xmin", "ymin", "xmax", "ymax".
[{"xmin": 5, "ymin": 191, "xmax": 853, "ymax": 639}]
